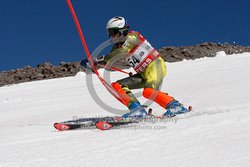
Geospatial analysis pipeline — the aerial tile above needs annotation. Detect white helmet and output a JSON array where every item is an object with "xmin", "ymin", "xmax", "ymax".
[{"xmin": 106, "ymin": 16, "xmax": 129, "ymax": 37}]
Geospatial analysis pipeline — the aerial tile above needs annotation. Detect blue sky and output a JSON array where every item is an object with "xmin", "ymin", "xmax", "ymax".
[{"xmin": 0, "ymin": 0, "xmax": 249, "ymax": 71}]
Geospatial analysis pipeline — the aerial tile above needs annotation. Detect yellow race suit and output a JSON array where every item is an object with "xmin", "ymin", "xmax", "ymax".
[{"xmin": 104, "ymin": 31, "xmax": 174, "ymax": 108}]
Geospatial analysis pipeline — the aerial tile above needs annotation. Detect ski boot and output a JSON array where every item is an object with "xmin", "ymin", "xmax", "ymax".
[
  {"xmin": 163, "ymin": 100, "xmax": 189, "ymax": 117},
  {"xmin": 122, "ymin": 102, "xmax": 147, "ymax": 118}
]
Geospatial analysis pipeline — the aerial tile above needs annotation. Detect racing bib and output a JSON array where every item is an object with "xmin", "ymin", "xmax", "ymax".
[{"xmin": 125, "ymin": 39, "xmax": 160, "ymax": 73}]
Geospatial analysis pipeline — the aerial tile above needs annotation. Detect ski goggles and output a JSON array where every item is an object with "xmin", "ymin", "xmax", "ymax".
[{"xmin": 107, "ymin": 28, "xmax": 120, "ymax": 37}]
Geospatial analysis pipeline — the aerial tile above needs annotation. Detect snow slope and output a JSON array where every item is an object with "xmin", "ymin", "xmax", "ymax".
[{"xmin": 0, "ymin": 52, "xmax": 250, "ymax": 167}]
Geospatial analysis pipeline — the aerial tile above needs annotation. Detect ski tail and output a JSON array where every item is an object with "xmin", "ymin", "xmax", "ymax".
[
  {"xmin": 54, "ymin": 123, "xmax": 72, "ymax": 131},
  {"xmin": 95, "ymin": 122, "xmax": 113, "ymax": 130}
]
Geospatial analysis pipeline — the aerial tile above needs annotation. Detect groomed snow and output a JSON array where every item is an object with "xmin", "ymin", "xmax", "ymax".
[{"xmin": 0, "ymin": 51, "xmax": 250, "ymax": 167}]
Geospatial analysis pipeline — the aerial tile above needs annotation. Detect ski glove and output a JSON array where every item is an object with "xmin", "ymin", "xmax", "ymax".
[
  {"xmin": 80, "ymin": 55, "xmax": 105, "ymax": 72},
  {"xmin": 80, "ymin": 58, "xmax": 92, "ymax": 72}
]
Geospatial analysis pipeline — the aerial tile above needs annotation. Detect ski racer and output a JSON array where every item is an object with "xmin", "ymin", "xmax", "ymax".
[{"xmin": 81, "ymin": 16, "xmax": 189, "ymax": 118}]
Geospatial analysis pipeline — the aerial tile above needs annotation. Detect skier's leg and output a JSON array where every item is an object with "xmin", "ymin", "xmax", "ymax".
[
  {"xmin": 141, "ymin": 57, "xmax": 188, "ymax": 116},
  {"xmin": 143, "ymin": 88, "xmax": 188, "ymax": 116},
  {"xmin": 112, "ymin": 74, "xmax": 147, "ymax": 118},
  {"xmin": 143, "ymin": 88, "xmax": 174, "ymax": 108},
  {"xmin": 111, "ymin": 82, "xmax": 136, "ymax": 107}
]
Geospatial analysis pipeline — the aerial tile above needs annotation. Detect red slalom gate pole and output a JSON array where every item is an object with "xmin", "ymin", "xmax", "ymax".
[
  {"xmin": 66, "ymin": 0, "xmax": 124, "ymax": 104},
  {"xmin": 66, "ymin": 0, "xmax": 94, "ymax": 70}
]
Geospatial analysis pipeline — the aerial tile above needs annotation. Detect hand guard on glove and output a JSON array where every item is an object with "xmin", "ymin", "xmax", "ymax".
[{"xmin": 80, "ymin": 55, "xmax": 105, "ymax": 73}]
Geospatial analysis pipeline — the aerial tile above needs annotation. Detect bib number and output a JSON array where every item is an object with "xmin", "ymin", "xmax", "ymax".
[
  {"xmin": 127, "ymin": 56, "xmax": 140, "ymax": 68},
  {"xmin": 126, "ymin": 40, "xmax": 153, "ymax": 68}
]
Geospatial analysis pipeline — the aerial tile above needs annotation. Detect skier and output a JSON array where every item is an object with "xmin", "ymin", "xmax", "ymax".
[{"xmin": 81, "ymin": 16, "xmax": 189, "ymax": 118}]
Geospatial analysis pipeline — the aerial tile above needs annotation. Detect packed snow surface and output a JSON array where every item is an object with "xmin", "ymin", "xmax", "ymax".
[{"xmin": 0, "ymin": 52, "xmax": 250, "ymax": 167}]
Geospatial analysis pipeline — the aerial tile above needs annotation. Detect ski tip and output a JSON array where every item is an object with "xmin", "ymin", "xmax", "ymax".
[
  {"xmin": 188, "ymin": 106, "xmax": 193, "ymax": 112},
  {"xmin": 54, "ymin": 123, "xmax": 70, "ymax": 131},
  {"xmin": 95, "ymin": 122, "xmax": 113, "ymax": 131}
]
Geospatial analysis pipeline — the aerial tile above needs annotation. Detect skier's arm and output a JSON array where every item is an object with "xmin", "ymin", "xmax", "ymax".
[
  {"xmin": 81, "ymin": 32, "xmax": 140, "ymax": 72},
  {"xmin": 104, "ymin": 33, "xmax": 140, "ymax": 64}
]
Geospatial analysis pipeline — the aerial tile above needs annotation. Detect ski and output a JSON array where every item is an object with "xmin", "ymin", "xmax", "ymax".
[
  {"xmin": 95, "ymin": 106, "xmax": 192, "ymax": 131},
  {"xmin": 54, "ymin": 116, "xmax": 146, "ymax": 131},
  {"xmin": 53, "ymin": 116, "xmax": 135, "ymax": 131},
  {"xmin": 54, "ymin": 115, "xmax": 177, "ymax": 131},
  {"xmin": 54, "ymin": 106, "xmax": 150, "ymax": 131},
  {"xmin": 54, "ymin": 117, "xmax": 109, "ymax": 131},
  {"xmin": 54, "ymin": 106, "xmax": 192, "ymax": 131},
  {"xmin": 54, "ymin": 122, "xmax": 94, "ymax": 131}
]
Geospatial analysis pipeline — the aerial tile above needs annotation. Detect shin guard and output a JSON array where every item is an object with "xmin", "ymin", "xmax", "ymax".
[
  {"xmin": 111, "ymin": 82, "xmax": 131, "ymax": 106},
  {"xmin": 143, "ymin": 88, "xmax": 174, "ymax": 108}
]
